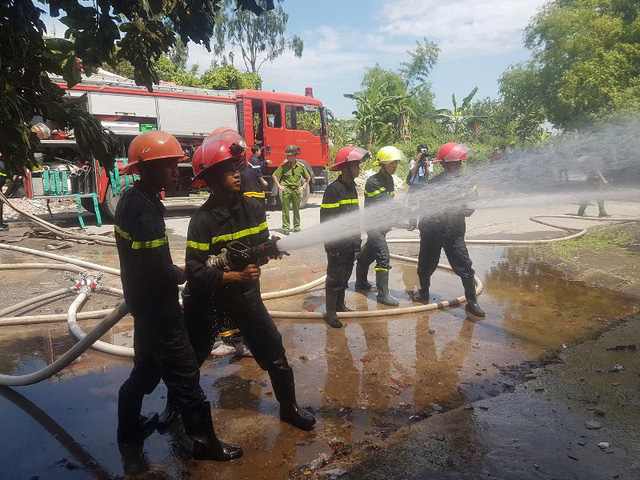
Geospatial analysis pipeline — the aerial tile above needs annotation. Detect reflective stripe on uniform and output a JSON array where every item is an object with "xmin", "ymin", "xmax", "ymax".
[
  {"xmin": 220, "ymin": 329, "xmax": 240, "ymax": 338},
  {"xmin": 374, "ymin": 267, "xmax": 390, "ymax": 272},
  {"xmin": 132, "ymin": 236, "xmax": 168, "ymax": 249},
  {"xmin": 114, "ymin": 225, "xmax": 131, "ymax": 240},
  {"xmin": 0, "ymin": 172, "xmax": 7, "ymax": 177},
  {"xmin": 365, "ymin": 187, "xmax": 394, "ymax": 198},
  {"xmin": 115, "ymin": 224, "xmax": 168, "ymax": 249},
  {"xmin": 186, "ymin": 240, "xmax": 210, "ymax": 251},
  {"xmin": 211, "ymin": 221, "xmax": 268, "ymax": 246},
  {"xmin": 321, "ymin": 198, "xmax": 359, "ymax": 209},
  {"xmin": 244, "ymin": 191, "xmax": 266, "ymax": 199}
]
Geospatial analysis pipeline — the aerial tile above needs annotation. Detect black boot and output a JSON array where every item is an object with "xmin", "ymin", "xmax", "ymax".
[
  {"xmin": 117, "ymin": 388, "xmax": 159, "ymax": 443},
  {"xmin": 269, "ymin": 361, "xmax": 316, "ymax": 431},
  {"xmin": 181, "ymin": 401, "xmax": 243, "ymax": 461},
  {"xmin": 355, "ymin": 261, "xmax": 372, "ymax": 290},
  {"xmin": 324, "ymin": 289, "xmax": 343, "ymax": 328},
  {"xmin": 118, "ymin": 437, "xmax": 150, "ymax": 476},
  {"xmin": 336, "ymin": 289, "xmax": 352, "ymax": 312},
  {"xmin": 462, "ymin": 276, "xmax": 485, "ymax": 318},
  {"xmin": 157, "ymin": 394, "xmax": 180, "ymax": 433},
  {"xmin": 414, "ymin": 274, "xmax": 430, "ymax": 304},
  {"xmin": 376, "ymin": 270, "xmax": 399, "ymax": 307}
]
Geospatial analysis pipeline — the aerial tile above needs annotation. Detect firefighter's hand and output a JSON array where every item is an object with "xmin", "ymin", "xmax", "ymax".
[{"xmin": 239, "ymin": 264, "xmax": 261, "ymax": 282}]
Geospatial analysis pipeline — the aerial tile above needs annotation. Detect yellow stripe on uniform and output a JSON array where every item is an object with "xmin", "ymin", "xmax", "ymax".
[
  {"xmin": 321, "ymin": 198, "xmax": 359, "ymax": 209},
  {"xmin": 220, "ymin": 329, "xmax": 240, "ymax": 338},
  {"xmin": 244, "ymin": 191, "xmax": 266, "ymax": 198},
  {"xmin": 0, "ymin": 172, "xmax": 7, "ymax": 177},
  {"xmin": 365, "ymin": 187, "xmax": 394, "ymax": 198},
  {"xmin": 374, "ymin": 267, "xmax": 390, "ymax": 272},
  {"xmin": 186, "ymin": 240, "xmax": 210, "ymax": 251},
  {"xmin": 114, "ymin": 225, "xmax": 131, "ymax": 240},
  {"xmin": 132, "ymin": 236, "xmax": 168, "ymax": 249},
  {"xmin": 211, "ymin": 221, "xmax": 268, "ymax": 246}
]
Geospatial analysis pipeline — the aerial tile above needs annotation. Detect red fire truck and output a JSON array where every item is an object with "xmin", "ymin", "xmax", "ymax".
[{"xmin": 24, "ymin": 71, "xmax": 330, "ymax": 222}]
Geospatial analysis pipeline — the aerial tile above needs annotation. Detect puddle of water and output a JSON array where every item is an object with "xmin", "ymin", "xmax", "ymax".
[{"xmin": 0, "ymin": 244, "xmax": 638, "ymax": 479}]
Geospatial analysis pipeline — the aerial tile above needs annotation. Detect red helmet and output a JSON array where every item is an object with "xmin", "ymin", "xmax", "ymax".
[
  {"xmin": 331, "ymin": 146, "xmax": 370, "ymax": 171},
  {"xmin": 191, "ymin": 128, "xmax": 246, "ymax": 187},
  {"xmin": 122, "ymin": 130, "xmax": 186, "ymax": 174},
  {"xmin": 434, "ymin": 142, "xmax": 469, "ymax": 163}
]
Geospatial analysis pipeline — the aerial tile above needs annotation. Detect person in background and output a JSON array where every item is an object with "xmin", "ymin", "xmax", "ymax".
[
  {"xmin": 114, "ymin": 131, "xmax": 241, "ymax": 462},
  {"xmin": 0, "ymin": 156, "xmax": 9, "ymax": 231},
  {"xmin": 415, "ymin": 142, "xmax": 485, "ymax": 318},
  {"xmin": 407, "ymin": 144, "xmax": 432, "ymax": 230},
  {"xmin": 248, "ymin": 145, "xmax": 269, "ymax": 191},
  {"xmin": 272, "ymin": 145, "xmax": 311, "ymax": 234},
  {"xmin": 577, "ymin": 156, "xmax": 609, "ymax": 217},
  {"xmin": 321, "ymin": 146, "xmax": 369, "ymax": 328},
  {"xmin": 355, "ymin": 146, "xmax": 405, "ymax": 307}
]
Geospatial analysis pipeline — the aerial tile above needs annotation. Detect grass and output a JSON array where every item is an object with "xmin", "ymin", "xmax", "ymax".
[{"xmin": 534, "ymin": 226, "xmax": 636, "ymax": 264}]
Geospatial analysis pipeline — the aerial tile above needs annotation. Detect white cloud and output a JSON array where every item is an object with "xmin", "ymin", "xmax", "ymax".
[{"xmin": 379, "ymin": 0, "xmax": 547, "ymax": 56}]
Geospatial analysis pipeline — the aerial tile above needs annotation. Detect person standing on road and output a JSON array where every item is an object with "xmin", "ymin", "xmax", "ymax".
[
  {"xmin": 415, "ymin": 142, "xmax": 485, "ymax": 318},
  {"xmin": 577, "ymin": 157, "xmax": 609, "ymax": 217},
  {"xmin": 272, "ymin": 144, "xmax": 311, "ymax": 234},
  {"xmin": 407, "ymin": 144, "xmax": 432, "ymax": 230},
  {"xmin": 355, "ymin": 146, "xmax": 405, "ymax": 307},
  {"xmin": 0, "ymin": 156, "xmax": 9, "ymax": 231},
  {"xmin": 321, "ymin": 146, "xmax": 369, "ymax": 328},
  {"xmin": 247, "ymin": 145, "xmax": 269, "ymax": 194},
  {"xmin": 115, "ymin": 130, "xmax": 242, "ymax": 461},
  {"xmin": 184, "ymin": 129, "xmax": 316, "ymax": 432}
]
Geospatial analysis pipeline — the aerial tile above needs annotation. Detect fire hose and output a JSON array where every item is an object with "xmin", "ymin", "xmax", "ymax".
[{"xmin": 0, "ymin": 214, "xmax": 636, "ymax": 384}]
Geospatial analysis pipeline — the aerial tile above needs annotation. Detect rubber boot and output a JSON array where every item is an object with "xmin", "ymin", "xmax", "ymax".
[
  {"xmin": 181, "ymin": 401, "xmax": 243, "ymax": 461},
  {"xmin": 355, "ymin": 261, "xmax": 372, "ymax": 290},
  {"xmin": 117, "ymin": 389, "xmax": 159, "ymax": 443},
  {"xmin": 376, "ymin": 270, "xmax": 399, "ymax": 307},
  {"xmin": 336, "ymin": 289, "xmax": 352, "ymax": 312},
  {"xmin": 414, "ymin": 274, "xmax": 430, "ymax": 304},
  {"xmin": 324, "ymin": 289, "xmax": 343, "ymax": 328},
  {"xmin": 462, "ymin": 276, "xmax": 485, "ymax": 318},
  {"xmin": 156, "ymin": 394, "xmax": 180, "ymax": 433},
  {"xmin": 269, "ymin": 362, "xmax": 316, "ymax": 431}
]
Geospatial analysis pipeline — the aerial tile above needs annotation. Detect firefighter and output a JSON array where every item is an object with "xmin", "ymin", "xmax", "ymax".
[
  {"xmin": 355, "ymin": 146, "xmax": 405, "ymax": 307},
  {"xmin": 321, "ymin": 146, "xmax": 369, "ymax": 328},
  {"xmin": 114, "ymin": 130, "xmax": 242, "ymax": 461},
  {"xmin": 415, "ymin": 142, "xmax": 485, "ymax": 318},
  {"xmin": 184, "ymin": 128, "xmax": 316, "ymax": 431}
]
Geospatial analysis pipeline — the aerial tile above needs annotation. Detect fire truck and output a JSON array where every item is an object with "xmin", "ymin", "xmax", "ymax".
[{"xmin": 24, "ymin": 71, "xmax": 330, "ymax": 222}]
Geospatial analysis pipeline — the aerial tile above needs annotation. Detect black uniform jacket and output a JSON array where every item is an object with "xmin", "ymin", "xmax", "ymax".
[
  {"xmin": 418, "ymin": 171, "xmax": 478, "ymax": 235},
  {"xmin": 320, "ymin": 177, "xmax": 361, "ymax": 254},
  {"xmin": 184, "ymin": 194, "xmax": 269, "ymax": 300},
  {"xmin": 363, "ymin": 169, "xmax": 395, "ymax": 231},
  {"xmin": 240, "ymin": 162, "xmax": 266, "ymax": 200},
  {"xmin": 114, "ymin": 181, "xmax": 185, "ymax": 317}
]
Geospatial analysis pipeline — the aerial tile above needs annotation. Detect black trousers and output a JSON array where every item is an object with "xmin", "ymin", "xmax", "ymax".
[
  {"xmin": 326, "ymin": 250, "xmax": 356, "ymax": 293},
  {"xmin": 358, "ymin": 230, "xmax": 391, "ymax": 272},
  {"xmin": 119, "ymin": 306, "xmax": 205, "ymax": 409},
  {"xmin": 184, "ymin": 283, "xmax": 286, "ymax": 371},
  {"xmin": 417, "ymin": 224, "xmax": 475, "ymax": 282}
]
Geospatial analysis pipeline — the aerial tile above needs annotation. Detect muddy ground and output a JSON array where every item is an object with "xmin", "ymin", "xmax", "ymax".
[{"xmin": 0, "ymin": 195, "xmax": 639, "ymax": 479}]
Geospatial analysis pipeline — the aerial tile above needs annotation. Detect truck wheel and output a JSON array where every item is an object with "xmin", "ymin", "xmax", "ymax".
[
  {"xmin": 277, "ymin": 182, "xmax": 310, "ymax": 210},
  {"xmin": 99, "ymin": 184, "xmax": 120, "ymax": 220}
]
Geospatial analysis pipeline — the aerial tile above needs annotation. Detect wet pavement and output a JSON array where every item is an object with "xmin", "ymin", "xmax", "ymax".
[{"xmin": 1, "ymin": 212, "xmax": 640, "ymax": 479}]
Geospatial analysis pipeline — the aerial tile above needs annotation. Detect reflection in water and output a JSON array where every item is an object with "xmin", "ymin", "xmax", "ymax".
[
  {"xmin": 0, "ymin": 386, "xmax": 113, "ymax": 480},
  {"xmin": 414, "ymin": 317, "xmax": 476, "ymax": 409}
]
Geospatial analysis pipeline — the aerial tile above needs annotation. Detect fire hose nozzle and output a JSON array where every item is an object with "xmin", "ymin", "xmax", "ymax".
[{"xmin": 205, "ymin": 235, "xmax": 288, "ymax": 272}]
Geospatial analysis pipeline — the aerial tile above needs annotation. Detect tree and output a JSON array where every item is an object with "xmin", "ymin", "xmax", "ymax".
[
  {"xmin": 212, "ymin": 0, "xmax": 303, "ymax": 73},
  {"xmin": 0, "ymin": 0, "xmax": 271, "ymax": 175},
  {"xmin": 522, "ymin": 0, "xmax": 640, "ymax": 128},
  {"xmin": 433, "ymin": 87, "xmax": 482, "ymax": 135},
  {"xmin": 400, "ymin": 38, "xmax": 440, "ymax": 88}
]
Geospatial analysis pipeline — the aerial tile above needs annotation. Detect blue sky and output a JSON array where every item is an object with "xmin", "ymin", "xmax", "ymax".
[{"xmin": 43, "ymin": 0, "xmax": 547, "ymax": 118}]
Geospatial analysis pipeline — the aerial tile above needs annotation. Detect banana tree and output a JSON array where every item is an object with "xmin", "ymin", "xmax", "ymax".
[{"xmin": 432, "ymin": 87, "xmax": 482, "ymax": 134}]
